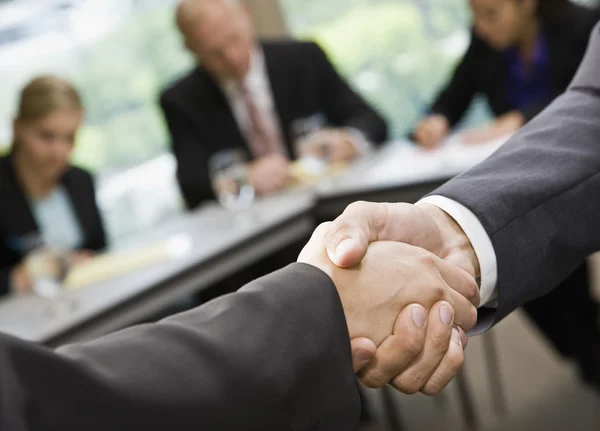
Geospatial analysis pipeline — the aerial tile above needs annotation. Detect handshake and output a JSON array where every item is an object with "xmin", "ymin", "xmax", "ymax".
[{"xmin": 298, "ymin": 202, "xmax": 481, "ymax": 395}]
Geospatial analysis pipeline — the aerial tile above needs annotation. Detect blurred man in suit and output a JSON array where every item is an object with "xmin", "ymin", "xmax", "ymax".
[{"xmin": 160, "ymin": 0, "xmax": 388, "ymax": 209}]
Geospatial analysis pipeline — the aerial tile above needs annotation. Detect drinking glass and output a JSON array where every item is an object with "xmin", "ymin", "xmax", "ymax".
[
  {"xmin": 292, "ymin": 116, "xmax": 331, "ymax": 179},
  {"xmin": 24, "ymin": 244, "xmax": 74, "ymax": 316},
  {"xmin": 209, "ymin": 149, "xmax": 255, "ymax": 212}
]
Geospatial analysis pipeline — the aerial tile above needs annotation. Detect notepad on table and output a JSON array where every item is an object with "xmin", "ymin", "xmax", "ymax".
[{"xmin": 63, "ymin": 234, "xmax": 193, "ymax": 290}]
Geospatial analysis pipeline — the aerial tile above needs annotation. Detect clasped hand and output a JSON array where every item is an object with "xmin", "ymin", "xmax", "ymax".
[{"xmin": 298, "ymin": 201, "xmax": 480, "ymax": 395}]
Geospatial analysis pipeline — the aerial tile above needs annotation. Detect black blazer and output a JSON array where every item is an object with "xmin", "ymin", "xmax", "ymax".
[
  {"xmin": 160, "ymin": 40, "xmax": 389, "ymax": 209},
  {"xmin": 428, "ymin": 4, "xmax": 600, "ymax": 128},
  {"xmin": 0, "ymin": 155, "xmax": 106, "ymax": 296},
  {"xmin": 0, "ymin": 264, "xmax": 360, "ymax": 430}
]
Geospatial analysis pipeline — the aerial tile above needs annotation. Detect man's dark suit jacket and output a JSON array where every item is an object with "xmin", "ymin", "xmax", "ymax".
[
  {"xmin": 432, "ymin": 21, "xmax": 600, "ymax": 330},
  {"xmin": 0, "ymin": 264, "xmax": 360, "ymax": 430},
  {"xmin": 160, "ymin": 40, "xmax": 389, "ymax": 209},
  {"xmin": 428, "ymin": 4, "xmax": 600, "ymax": 127},
  {"xmin": 0, "ymin": 154, "xmax": 106, "ymax": 296}
]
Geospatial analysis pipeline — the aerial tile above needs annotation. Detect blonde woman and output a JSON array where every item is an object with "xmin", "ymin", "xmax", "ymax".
[{"xmin": 0, "ymin": 76, "xmax": 106, "ymax": 295}]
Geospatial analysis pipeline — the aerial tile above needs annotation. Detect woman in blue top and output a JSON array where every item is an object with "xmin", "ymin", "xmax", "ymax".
[
  {"xmin": 413, "ymin": 0, "xmax": 600, "ymax": 393},
  {"xmin": 0, "ymin": 76, "xmax": 106, "ymax": 295},
  {"xmin": 413, "ymin": 0, "xmax": 599, "ymax": 147}
]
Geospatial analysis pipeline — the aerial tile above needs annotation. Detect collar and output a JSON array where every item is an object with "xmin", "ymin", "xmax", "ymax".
[
  {"xmin": 221, "ymin": 46, "xmax": 266, "ymax": 96},
  {"xmin": 504, "ymin": 29, "xmax": 548, "ymax": 67}
]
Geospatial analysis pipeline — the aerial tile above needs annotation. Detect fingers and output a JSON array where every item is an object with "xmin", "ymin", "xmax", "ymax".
[
  {"xmin": 350, "ymin": 338, "xmax": 377, "ymax": 373},
  {"xmin": 414, "ymin": 119, "xmax": 433, "ymax": 145},
  {"xmin": 68, "ymin": 253, "xmax": 92, "ymax": 267},
  {"xmin": 268, "ymin": 157, "xmax": 291, "ymax": 188},
  {"xmin": 429, "ymin": 115, "xmax": 449, "ymax": 142},
  {"xmin": 433, "ymin": 257, "xmax": 479, "ymax": 331},
  {"xmin": 324, "ymin": 201, "xmax": 391, "ymax": 268},
  {"xmin": 10, "ymin": 264, "xmax": 30, "ymax": 294},
  {"xmin": 328, "ymin": 132, "xmax": 357, "ymax": 163},
  {"xmin": 460, "ymin": 125, "xmax": 498, "ymax": 145},
  {"xmin": 462, "ymin": 116, "xmax": 520, "ymax": 146},
  {"xmin": 414, "ymin": 116, "xmax": 448, "ymax": 148},
  {"xmin": 390, "ymin": 301, "xmax": 454, "ymax": 394},
  {"xmin": 325, "ymin": 202, "xmax": 438, "ymax": 268},
  {"xmin": 358, "ymin": 304, "xmax": 428, "ymax": 388},
  {"xmin": 445, "ymin": 288, "xmax": 477, "ymax": 332},
  {"xmin": 421, "ymin": 326, "xmax": 465, "ymax": 395},
  {"xmin": 458, "ymin": 326, "xmax": 468, "ymax": 350},
  {"xmin": 356, "ymin": 303, "xmax": 470, "ymax": 393},
  {"xmin": 250, "ymin": 155, "xmax": 291, "ymax": 194},
  {"xmin": 415, "ymin": 123, "xmax": 437, "ymax": 149}
]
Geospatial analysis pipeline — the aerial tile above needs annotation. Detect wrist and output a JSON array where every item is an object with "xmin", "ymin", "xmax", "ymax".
[
  {"xmin": 300, "ymin": 259, "xmax": 359, "ymax": 338},
  {"xmin": 418, "ymin": 203, "xmax": 480, "ymax": 281}
]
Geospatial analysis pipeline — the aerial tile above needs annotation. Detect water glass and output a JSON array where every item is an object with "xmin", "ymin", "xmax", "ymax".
[
  {"xmin": 25, "ymin": 245, "xmax": 69, "ymax": 300},
  {"xmin": 209, "ymin": 149, "xmax": 255, "ymax": 211}
]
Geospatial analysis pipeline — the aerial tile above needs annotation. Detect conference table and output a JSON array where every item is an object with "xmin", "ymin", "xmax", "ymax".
[
  {"xmin": 0, "ymin": 137, "xmax": 507, "ymax": 431},
  {"xmin": 0, "ymin": 137, "xmax": 505, "ymax": 347},
  {"xmin": 316, "ymin": 135, "xmax": 507, "ymax": 217}
]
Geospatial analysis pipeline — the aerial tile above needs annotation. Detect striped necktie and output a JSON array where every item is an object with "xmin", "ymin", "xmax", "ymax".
[{"xmin": 239, "ymin": 81, "xmax": 286, "ymax": 158}]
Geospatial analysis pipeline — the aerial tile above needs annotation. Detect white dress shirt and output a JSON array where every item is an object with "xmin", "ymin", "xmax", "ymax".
[
  {"xmin": 220, "ymin": 48, "xmax": 371, "ymax": 156},
  {"xmin": 418, "ymin": 196, "xmax": 498, "ymax": 307},
  {"xmin": 30, "ymin": 185, "xmax": 83, "ymax": 250},
  {"xmin": 221, "ymin": 48, "xmax": 285, "ymax": 150}
]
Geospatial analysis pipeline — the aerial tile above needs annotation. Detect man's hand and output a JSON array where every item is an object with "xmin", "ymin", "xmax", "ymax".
[
  {"xmin": 461, "ymin": 111, "xmax": 524, "ymax": 145},
  {"xmin": 323, "ymin": 202, "xmax": 481, "ymax": 393},
  {"xmin": 10, "ymin": 263, "xmax": 30, "ymax": 294},
  {"xmin": 249, "ymin": 153, "xmax": 291, "ymax": 195},
  {"xmin": 325, "ymin": 201, "xmax": 479, "ymax": 279},
  {"xmin": 413, "ymin": 115, "xmax": 450, "ymax": 149},
  {"xmin": 297, "ymin": 129, "xmax": 359, "ymax": 163},
  {"xmin": 299, "ymin": 222, "xmax": 478, "ymax": 393},
  {"xmin": 69, "ymin": 250, "xmax": 96, "ymax": 267}
]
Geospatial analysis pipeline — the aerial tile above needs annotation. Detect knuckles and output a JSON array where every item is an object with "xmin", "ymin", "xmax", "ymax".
[
  {"xmin": 360, "ymin": 369, "xmax": 389, "ymax": 389},
  {"xmin": 392, "ymin": 373, "xmax": 425, "ymax": 395}
]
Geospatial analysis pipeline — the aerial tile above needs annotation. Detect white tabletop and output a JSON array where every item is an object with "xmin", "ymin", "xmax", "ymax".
[
  {"xmin": 0, "ymin": 190, "xmax": 315, "ymax": 344},
  {"xmin": 317, "ymin": 136, "xmax": 507, "ymax": 198}
]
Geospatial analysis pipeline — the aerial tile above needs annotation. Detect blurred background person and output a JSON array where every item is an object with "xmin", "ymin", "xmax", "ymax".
[
  {"xmin": 0, "ymin": 76, "xmax": 106, "ymax": 296},
  {"xmin": 160, "ymin": 0, "xmax": 388, "ymax": 210},
  {"xmin": 412, "ymin": 0, "xmax": 599, "ymax": 148},
  {"xmin": 413, "ymin": 0, "xmax": 600, "ymax": 394}
]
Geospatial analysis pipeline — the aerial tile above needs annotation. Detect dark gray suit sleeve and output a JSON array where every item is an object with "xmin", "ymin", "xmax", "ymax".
[
  {"xmin": 0, "ymin": 263, "xmax": 360, "ymax": 431},
  {"xmin": 430, "ymin": 23, "xmax": 600, "ymax": 328}
]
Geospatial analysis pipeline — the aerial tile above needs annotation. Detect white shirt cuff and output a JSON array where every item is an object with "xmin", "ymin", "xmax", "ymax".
[{"xmin": 417, "ymin": 195, "xmax": 498, "ymax": 307}]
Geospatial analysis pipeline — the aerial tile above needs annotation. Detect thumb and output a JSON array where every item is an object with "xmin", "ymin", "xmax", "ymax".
[
  {"xmin": 325, "ymin": 202, "xmax": 441, "ymax": 268},
  {"xmin": 298, "ymin": 222, "xmax": 333, "ymax": 263},
  {"xmin": 324, "ymin": 201, "xmax": 389, "ymax": 268},
  {"xmin": 350, "ymin": 337, "xmax": 377, "ymax": 373}
]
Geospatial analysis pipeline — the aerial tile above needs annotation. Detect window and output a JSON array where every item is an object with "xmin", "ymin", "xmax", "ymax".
[
  {"xmin": 1, "ymin": 0, "xmax": 597, "ymax": 245},
  {"xmin": 0, "ymin": 0, "xmax": 192, "ymax": 245},
  {"xmin": 279, "ymin": 0, "xmax": 599, "ymax": 138}
]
